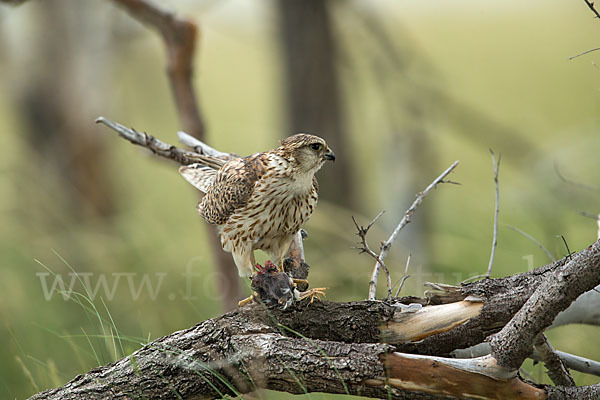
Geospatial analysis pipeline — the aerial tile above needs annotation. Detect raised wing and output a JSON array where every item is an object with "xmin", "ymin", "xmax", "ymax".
[{"xmin": 179, "ymin": 163, "xmax": 217, "ymax": 193}]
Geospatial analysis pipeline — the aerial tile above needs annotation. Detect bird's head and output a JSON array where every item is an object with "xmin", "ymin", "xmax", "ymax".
[{"xmin": 278, "ymin": 133, "xmax": 335, "ymax": 174}]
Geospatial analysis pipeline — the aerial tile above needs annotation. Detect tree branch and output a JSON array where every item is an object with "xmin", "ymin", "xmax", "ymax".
[
  {"xmin": 486, "ymin": 149, "xmax": 501, "ymax": 277},
  {"xmin": 29, "ymin": 302, "xmax": 542, "ymax": 400},
  {"xmin": 95, "ymin": 117, "xmax": 202, "ymax": 165},
  {"xmin": 490, "ymin": 239, "xmax": 600, "ymax": 370},
  {"xmin": 534, "ymin": 334, "xmax": 575, "ymax": 387},
  {"xmin": 368, "ymin": 160, "xmax": 460, "ymax": 300},
  {"xmin": 30, "ymin": 240, "xmax": 600, "ymax": 399},
  {"xmin": 352, "ymin": 212, "xmax": 393, "ymax": 299},
  {"xmin": 583, "ymin": 0, "xmax": 600, "ymax": 19}
]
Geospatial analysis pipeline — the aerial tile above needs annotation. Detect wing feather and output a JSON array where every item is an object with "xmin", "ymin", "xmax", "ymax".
[
  {"xmin": 184, "ymin": 154, "xmax": 227, "ymax": 170},
  {"xmin": 179, "ymin": 163, "xmax": 217, "ymax": 193},
  {"xmin": 198, "ymin": 153, "xmax": 268, "ymax": 225}
]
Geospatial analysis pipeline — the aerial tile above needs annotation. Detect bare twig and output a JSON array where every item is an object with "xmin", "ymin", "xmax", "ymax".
[
  {"xmin": 394, "ymin": 254, "xmax": 411, "ymax": 297},
  {"xmin": 579, "ymin": 210, "xmax": 600, "ymax": 220},
  {"xmin": 352, "ymin": 213, "xmax": 392, "ymax": 299},
  {"xmin": 584, "ymin": 0, "xmax": 600, "ymax": 19},
  {"xmin": 505, "ymin": 224, "xmax": 555, "ymax": 262},
  {"xmin": 453, "ymin": 342, "xmax": 600, "ymax": 377},
  {"xmin": 486, "ymin": 149, "xmax": 501, "ymax": 278},
  {"xmin": 368, "ymin": 160, "xmax": 459, "ymax": 300},
  {"xmin": 534, "ymin": 334, "xmax": 575, "ymax": 387},
  {"xmin": 554, "ymin": 163, "xmax": 598, "ymax": 190},
  {"xmin": 177, "ymin": 131, "xmax": 235, "ymax": 159},
  {"xmin": 96, "ymin": 117, "xmax": 201, "ymax": 165},
  {"xmin": 559, "ymin": 235, "xmax": 574, "ymax": 259},
  {"xmin": 568, "ymin": 47, "xmax": 600, "ymax": 60}
]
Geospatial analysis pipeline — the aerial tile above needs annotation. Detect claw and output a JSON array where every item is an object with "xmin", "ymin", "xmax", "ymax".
[
  {"xmin": 297, "ymin": 287, "xmax": 327, "ymax": 304},
  {"xmin": 238, "ymin": 291, "xmax": 259, "ymax": 307},
  {"xmin": 292, "ymin": 278, "xmax": 309, "ymax": 286}
]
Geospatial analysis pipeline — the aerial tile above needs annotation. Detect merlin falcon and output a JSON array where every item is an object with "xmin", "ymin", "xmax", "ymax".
[{"xmin": 179, "ymin": 134, "xmax": 335, "ymax": 289}]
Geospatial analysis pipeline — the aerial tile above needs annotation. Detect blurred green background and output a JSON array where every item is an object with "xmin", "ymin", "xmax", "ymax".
[{"xmin": 1, "ymin": 0, "xmax": 599, "ymax": 398}]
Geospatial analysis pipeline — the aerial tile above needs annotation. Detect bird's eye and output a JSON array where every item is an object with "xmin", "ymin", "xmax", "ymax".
[{"xmin": 310, "ymin": 143, "xmax": 322, "ymax": 151}]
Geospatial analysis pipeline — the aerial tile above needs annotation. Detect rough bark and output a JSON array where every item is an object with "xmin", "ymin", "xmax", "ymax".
[
  {"xmin": 490, "ymin": 240, "xmax": 600, "ymax": 370},
  {"xmin": 29, "ymin": 240, "xmax": 600, "ymax": 399},
  {"xmin": 29, "ymin": 306, "xmax": 445, "ymax": 400}
]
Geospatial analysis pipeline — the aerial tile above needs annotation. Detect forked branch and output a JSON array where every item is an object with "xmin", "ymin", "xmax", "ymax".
[
  {"xmin": 352, "ymin": 212, "xmax": 392, "ymax": 299},
  {"xmin": 368, "ymin": 160, "xmax": 460, "ymax": 300}
]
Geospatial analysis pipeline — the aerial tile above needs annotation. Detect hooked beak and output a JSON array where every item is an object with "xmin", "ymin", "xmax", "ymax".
[{"xmin": 323, "ymin": 150, "xmax": 336, "ymax": 162}]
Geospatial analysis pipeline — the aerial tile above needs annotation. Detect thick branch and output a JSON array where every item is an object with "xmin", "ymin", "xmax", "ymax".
[
  {"xmin": 490, "ymin": 239, "xmax": 600, "ymax": 370},
  {"xmin": 29, "ymin": 238, "xmax": 600, "ymax": 400},
  {"xmin": 29, "ymin": 232, "xmax": 600, "ymax": 398},
  {"xmin": 30, "ymin": 302, "xmax": 544, "ymax": 400}
]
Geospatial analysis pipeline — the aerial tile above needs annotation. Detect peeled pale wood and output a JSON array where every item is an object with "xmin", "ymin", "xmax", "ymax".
[
  {"xmin": 381, "ymin": 300, "xmax": 483, "ymax": 343},
  {"xmin": 369, "ymin": 353, "xmax": 547, "ymax": 400}
]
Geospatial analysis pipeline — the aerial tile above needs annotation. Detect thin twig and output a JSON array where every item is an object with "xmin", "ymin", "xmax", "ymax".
[
  {"xmin": 453, "ymin": 342, "xmax": 600, "ymax": 377},
  {"xmin": 505, "ymin": 224, "xmax": 555, "ymax": 262},
  {"xmin": 177, "ymin": 131, "xmax": 234, "ymax": 159},
  {"xmin": 394, "ymin": 254, "xmax": 411, "ymax": 297},
  {"xmin": 559, "ymin": 235, "xmax": 574, "ymax": 260},
  {"xmin": 486, "ymin": 150, "xmax": 501, "ymax": 278},
  {"xmin": 554, "ymin": 163, "xmax": 598, "ymax": 190},
  {"xmin": 368, "ymin": 161, "xmax": 460, "ymax": 301},
  {"xmin": 584, "ymin": 0, "xmax": 600, "ymax": 19},
  {"xmin": 534, "ymin": 334, "xmax": 575, "ymax": 387},
  {"xmin": 352, "ymin": 213, "xmax": 392, "ymax": 299},
  {"xmin": 568, "ymin": 47, "xmax": 600, "ymax": 60}
]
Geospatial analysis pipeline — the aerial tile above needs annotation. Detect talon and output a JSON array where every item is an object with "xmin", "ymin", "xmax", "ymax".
[
  {"xmin": 238, "ymin": 291, "xmax": 258, "ymax": 307},
  {"xmin": 292, "ymin": 277, "xmax": 309, "ymax": 291},
  {"xmin": 297, "ymin": 287, "xmax": 327, "ymax": 304},
  {"xmin": 292, "ymin": 278, "xmax": 309, "ymax": 286}
]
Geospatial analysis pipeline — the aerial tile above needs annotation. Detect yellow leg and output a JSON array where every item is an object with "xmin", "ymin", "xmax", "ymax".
[
  {"xmin": 238, "ymin": 291, "xmax": 258, "ymax": 307},
  {"xmin": 292, "ymin": 278, "xmax": 309, "ymax": 286},
  {"xmin": 278, "ymin": 258, "xmax": 285, "ymax": 272},
  {"xmin": 297, "ymin": 288, "xmax": 327, "ymax": 303}
]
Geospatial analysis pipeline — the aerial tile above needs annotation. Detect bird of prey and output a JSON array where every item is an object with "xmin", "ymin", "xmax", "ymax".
[{"xmin": 179, "ymin": 134, "xmax": 335, "ymax": 302}]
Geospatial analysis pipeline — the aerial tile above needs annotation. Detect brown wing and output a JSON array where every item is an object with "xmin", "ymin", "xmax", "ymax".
[
  {"xmin": 179, "ymin": 164, "xmax": 217, "ymax": 193},
  {"xmin": 198, "ymin": 153, "xmax": 268, "ymax": 225},
  {"xmin": 184, "ymin": 153, "xmax": 227, "ymax": 170}
]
